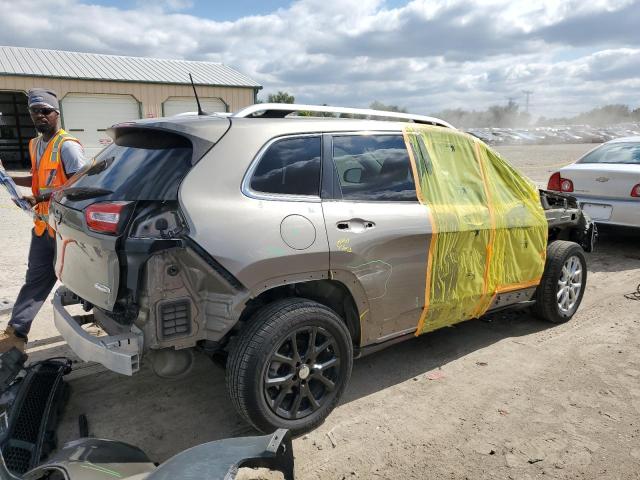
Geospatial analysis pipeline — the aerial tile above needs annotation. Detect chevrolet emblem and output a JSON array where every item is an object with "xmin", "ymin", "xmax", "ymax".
[{"xmin": 595, "ymin": 176, "xmax": 609, "ymax": 182}]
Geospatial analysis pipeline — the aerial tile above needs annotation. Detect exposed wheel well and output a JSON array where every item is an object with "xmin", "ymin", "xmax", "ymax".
[{"xmin": 236, "ymin": 280, "xmax": 361, "ymax": 346}]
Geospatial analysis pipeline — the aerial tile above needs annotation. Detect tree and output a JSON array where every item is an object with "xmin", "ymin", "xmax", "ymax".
[{"xmin": 267, "ymin": 91, "xmax": 295, "ymax": 104}]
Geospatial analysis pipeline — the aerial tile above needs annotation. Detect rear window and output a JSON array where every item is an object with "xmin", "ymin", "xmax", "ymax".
[
  {"xmin": 249, "ymin": 136, "xmax": 321, "ymax": 196},
  {"xmin": 67, "ymin": 131, "xmax": 193, "ymax": 201},
  {"xmin": 579, "ymin": 142, "xmax": 640, "ymax": 165}
]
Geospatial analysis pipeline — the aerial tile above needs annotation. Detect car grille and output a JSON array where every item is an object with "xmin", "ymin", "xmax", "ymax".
[
  {"xmin": 2, "ymin": 362, "xmax": 69, "ymax": 474},
  {"xmin": 160, "ymin": 300, "xmax": 191, "ymax": 339}
]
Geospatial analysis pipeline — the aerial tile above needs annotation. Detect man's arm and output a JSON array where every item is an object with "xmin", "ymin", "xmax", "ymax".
[{"xmin": 60, "ymin": 141, "xmax": 86, "ymax": 178}]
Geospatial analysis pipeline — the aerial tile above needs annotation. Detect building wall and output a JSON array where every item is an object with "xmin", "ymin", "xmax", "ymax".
[{"xmin": 0, "ymin": 75, "xmax": 256, "ymax": 117}]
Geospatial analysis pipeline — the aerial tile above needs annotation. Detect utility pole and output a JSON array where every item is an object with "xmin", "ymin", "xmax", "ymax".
[
  {"xmin": 505, "ymin": 96, "xmax": 518, "ymax": 110},
  {"xmin": 522, "ymin": 90, "xmax": 533, "ymax": 113}
]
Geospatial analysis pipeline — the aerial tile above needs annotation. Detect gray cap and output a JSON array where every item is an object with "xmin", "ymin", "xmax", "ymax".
[{"xmin": 27, "ymin": 88, "xmax": 60, "ymax": 111}]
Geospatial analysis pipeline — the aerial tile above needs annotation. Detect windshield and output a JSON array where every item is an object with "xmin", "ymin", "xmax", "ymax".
[
  {"xmin": 578, "ymin": 142, "xmax": 640, "ymax": 165},
  {"xmin": 67, "ymin": 137, "xmax": 193, "ymax": 201}
]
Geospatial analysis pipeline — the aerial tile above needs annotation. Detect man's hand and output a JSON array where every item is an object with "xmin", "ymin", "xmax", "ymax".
[{"xmin": 22, "ymin": 195, "xmax": 37, "ymax": 207}]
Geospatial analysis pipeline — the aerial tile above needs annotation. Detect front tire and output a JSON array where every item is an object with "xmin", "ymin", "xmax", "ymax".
[
  {"xmin": 533, "ymin": 240, "xmax": 587, "ymax": 323},
  {"xmin": 226, "ymin": 298, "xmax": 353, "ymax": 435}
]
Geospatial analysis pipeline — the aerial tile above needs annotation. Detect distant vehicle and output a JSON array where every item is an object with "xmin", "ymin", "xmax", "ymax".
[{"xmin": 548, "ymin": 136, "xmax": 640, "ymax": 228}]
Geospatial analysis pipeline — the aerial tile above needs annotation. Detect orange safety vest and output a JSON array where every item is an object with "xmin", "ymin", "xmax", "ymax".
[{"xmin": 29, "ymin": 129, "xmax": 81, "ymax": 237}]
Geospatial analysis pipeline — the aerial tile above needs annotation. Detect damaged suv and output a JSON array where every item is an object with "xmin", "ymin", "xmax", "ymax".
[{"xmin": 49, "ymin": 104, "xmax": 595, "ymax": 434}]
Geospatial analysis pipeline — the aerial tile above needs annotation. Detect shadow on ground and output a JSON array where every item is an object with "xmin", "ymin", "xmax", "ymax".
[{"xmin": 586, "ymin": 225, "xmax": 640, "ymax": 273}]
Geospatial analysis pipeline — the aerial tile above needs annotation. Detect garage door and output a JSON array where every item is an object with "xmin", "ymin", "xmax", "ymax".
[
  {"xmin": 61, "ymin": 94, "xmax": 140, "ymax": 158},
  {"xmin": 162, "ymin": 96, "xmax": 227, "ymax": 117}
]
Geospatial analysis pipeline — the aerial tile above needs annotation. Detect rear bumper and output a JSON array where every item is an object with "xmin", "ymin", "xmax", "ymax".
[
  {"xmin": 574, "ymin": 195, "xmax": 640, "ymax": 228},
  {"xmin": 53, "ymin": 287, "xmax": 143, "ymax": 376}
]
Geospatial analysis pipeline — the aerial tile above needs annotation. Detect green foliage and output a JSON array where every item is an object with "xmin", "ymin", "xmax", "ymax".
[{"xmin": 267, "ymin": 91, "xmax": 295, "ymax": 104}]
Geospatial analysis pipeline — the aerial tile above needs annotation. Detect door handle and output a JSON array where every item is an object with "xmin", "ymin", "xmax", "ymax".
[{"xmin": 336, "ymin": 219, "xmax": 375, "ymax": 233}]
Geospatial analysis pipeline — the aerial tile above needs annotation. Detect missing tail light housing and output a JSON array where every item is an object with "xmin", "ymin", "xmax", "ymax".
[
  {"xmin": 548, "ymin": 172, "xmax": 573, "ymax": 192},
  {"xmin": 631, "ymin": 184, "xmax": 640, "ymax": 198},
  {"xmin": 85, "ymin": 201, "xmax": 132, "ymax": 235},
  {"xmin": 129, "ymin": 202, "xmax": 187, "ymax": 239}
]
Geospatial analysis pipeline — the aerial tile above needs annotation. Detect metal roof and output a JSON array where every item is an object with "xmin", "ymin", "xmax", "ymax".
[{"xmin": 0, "ymin": 46, "xmax": 261, "ymax": 88}]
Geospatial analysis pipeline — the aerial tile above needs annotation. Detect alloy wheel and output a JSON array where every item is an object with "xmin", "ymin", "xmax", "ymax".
[
  {"xmin": 557, "ymin": 254, "xmax": 583, "ymax": 314},
  {"xmin": 264, "ymin": 326, "xmax": 341, "ymax": 420}
]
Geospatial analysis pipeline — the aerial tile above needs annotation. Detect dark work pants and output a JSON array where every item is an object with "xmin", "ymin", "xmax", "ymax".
[{"xmin": 9, "ymin": 229, "xmax": 57, "ymax": 337}]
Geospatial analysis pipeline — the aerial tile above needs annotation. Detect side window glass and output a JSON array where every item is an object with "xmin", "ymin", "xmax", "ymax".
[
  {"xmin": 332, "ymin": 135, "xmax": 417, "ymax": 201},
  {"xmin": 250, "ymin": 136, "xmax": 321, "ymax": 196}
]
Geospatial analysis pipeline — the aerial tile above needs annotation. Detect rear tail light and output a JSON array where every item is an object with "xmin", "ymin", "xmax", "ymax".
[
  {"xmin": 632, "ymin": 184, "xmax": 640, "ymax": 198},
  {"xmin": 560, "ymin": 178, "xmax": 573, "ymax": 192},
  {"xmin": 548, "ymin": 172, "xmax": 561, "ymax": 191},
  {"xmin": 547, "ymin": 172, "xmax": 573, "ymax": 192},
  {"xmin": 85, "ymin": 201, "xmax": 132, "ymax": 235}
]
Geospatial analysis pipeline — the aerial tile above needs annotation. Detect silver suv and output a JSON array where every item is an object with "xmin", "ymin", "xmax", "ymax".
[{"xmin": 49, "ymin": 104, "xmax": 595, "ymax": 434}]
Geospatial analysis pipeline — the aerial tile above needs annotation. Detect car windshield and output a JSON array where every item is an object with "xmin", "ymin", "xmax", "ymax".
[{"xmin": 578, "ymin": 142, "xmax": 640, "ymax": 165}]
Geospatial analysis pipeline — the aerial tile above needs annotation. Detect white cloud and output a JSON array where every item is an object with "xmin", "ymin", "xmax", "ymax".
[{"xmin": 0, "ymin": 0, "xmax": 638, "ymax": 118}]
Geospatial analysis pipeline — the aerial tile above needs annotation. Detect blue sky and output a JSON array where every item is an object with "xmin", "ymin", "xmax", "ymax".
[
  {"xmin": 91, "ymin": 0, "xmax": 410, "ymax": 20},
  {"xmin": 0, "ymin": 0, "xmax": 638, "ymax": 118},
  {"xmin": 92, "ymin": 0, "xmax": 296, "ymax": 20}
]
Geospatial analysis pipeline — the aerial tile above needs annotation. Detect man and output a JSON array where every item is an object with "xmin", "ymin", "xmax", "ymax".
[{"xmin": 0, "ymin": 88, "xmax": 85, "ymax": 352}]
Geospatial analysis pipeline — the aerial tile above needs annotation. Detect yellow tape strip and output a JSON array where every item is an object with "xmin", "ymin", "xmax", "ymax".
[
  {"xmin": 496, "ymin": 279, "xmax": 542, "ymax": 294},
  {"xmin": 403, "ymin": 131, "xmax": 437, "ymax": 336},
  {"xmin": 471, "ymin": 140, "xmax": 497, "ymax": 318}
]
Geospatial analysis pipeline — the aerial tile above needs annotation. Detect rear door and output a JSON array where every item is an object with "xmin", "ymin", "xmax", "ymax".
[
  {"xmin": 52, "ymin": 203, "xmax": 121, "ymax": 310},
  {"xmin": 50, "ymin": 128, "xmax": 202, "ymax": 310},
  {"xmin": 322, "ymin": 133, "xmax": 432, "ymax": 344}
]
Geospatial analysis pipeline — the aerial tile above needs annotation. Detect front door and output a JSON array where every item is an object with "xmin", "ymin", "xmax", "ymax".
[{"xmin": 321, "ymin": 133, "xmax": 433, "ymax": 344}]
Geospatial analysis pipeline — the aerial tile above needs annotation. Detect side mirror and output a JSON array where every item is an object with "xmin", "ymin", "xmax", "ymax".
[{"xmin": 343, "ymin": 168, "xmax": 362, "ymax": 183}]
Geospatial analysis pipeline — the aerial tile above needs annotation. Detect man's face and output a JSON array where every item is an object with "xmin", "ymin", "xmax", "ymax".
[{"xmin": 29, "ymin": 106, "xmax": 59, "ymax": 135}]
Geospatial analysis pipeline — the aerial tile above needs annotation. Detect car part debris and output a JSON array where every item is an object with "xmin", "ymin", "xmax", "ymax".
[
  {"xmin": 0, "ymin": 427, "xmax": 294, "ymax": 480},
  {"xmin": 0, "ymin": 349, "xmax": 71, "ymax": 475}
]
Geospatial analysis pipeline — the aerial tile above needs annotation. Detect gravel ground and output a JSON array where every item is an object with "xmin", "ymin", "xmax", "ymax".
[{"xmin": 1, "ymin": 143, "xmax": 639, "ymax": 479}]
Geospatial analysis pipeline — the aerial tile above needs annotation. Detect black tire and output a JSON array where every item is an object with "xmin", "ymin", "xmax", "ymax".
[
  {"xmin": 533, "ymin": 240, "xmax": 587, "ymax": 323},
  {"xmin": 226, "ymin": 298, "xmax": 353, "ymax": 435}
]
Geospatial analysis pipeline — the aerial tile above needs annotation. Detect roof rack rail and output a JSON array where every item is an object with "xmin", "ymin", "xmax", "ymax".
[{"xmin": 233, "ymin": 103, "xmax": 454, "ymax": 129}]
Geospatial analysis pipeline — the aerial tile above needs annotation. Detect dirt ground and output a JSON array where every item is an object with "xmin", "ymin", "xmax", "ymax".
[{"xmin": 2, "ymin": 143, "xmax": 640, "ymax": 479}]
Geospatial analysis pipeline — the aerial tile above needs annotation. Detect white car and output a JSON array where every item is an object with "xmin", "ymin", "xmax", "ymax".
[{"xmin": 547, "ymin": 136, "xmax": 640, "ymax": 228}]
